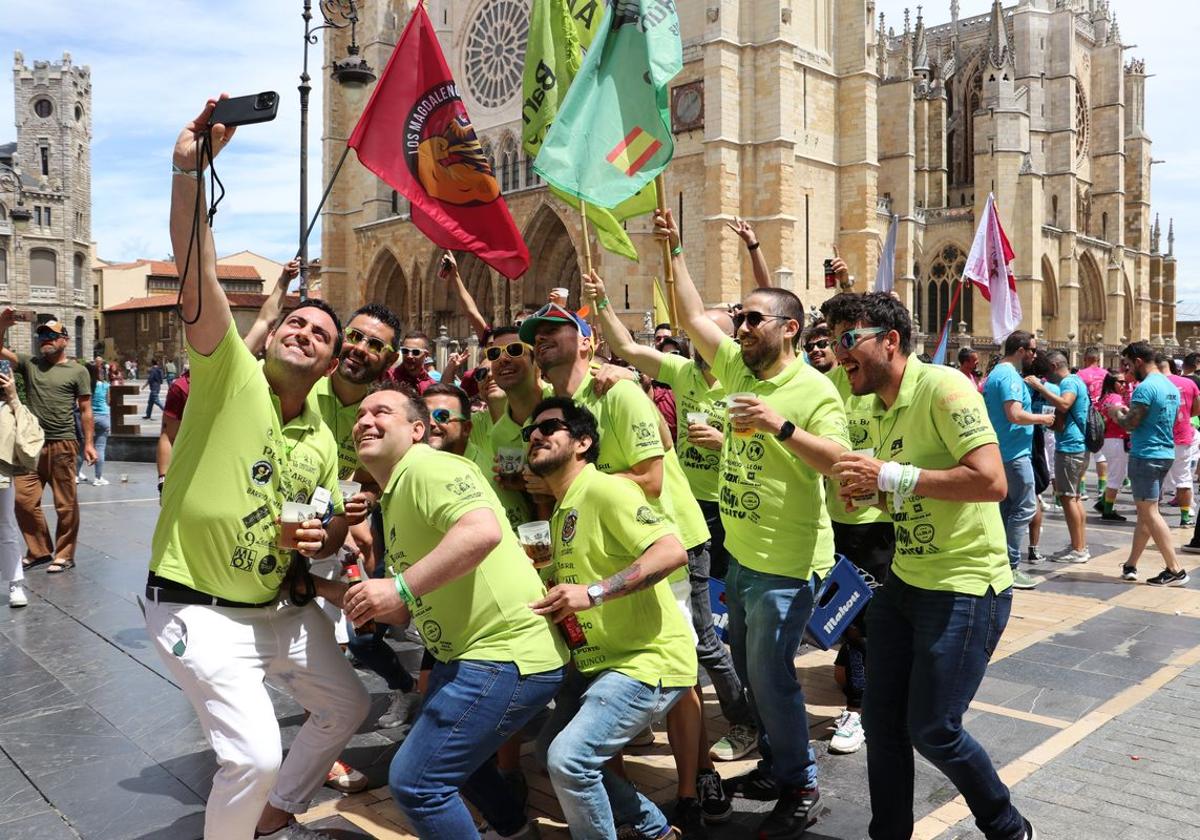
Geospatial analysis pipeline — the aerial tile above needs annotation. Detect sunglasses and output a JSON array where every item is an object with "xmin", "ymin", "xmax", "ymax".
[
  {"xmin": 836, "ymin": 327, "xmax": 886, "ymax": 352},
  {"xmin": 733, "ymin": 310, "xmax": 791, "ymax": 330},
  {"xmin": 343, "ymin": 328, "xmax": 394, "ymax": 355},
  {"xmin": 430, "ymin": 407, "xmax": 467, "ymax": 425},
  {"xmin": 398, "ymin": 347, "xmax": 427, "ymax": 358},
  {"xmin": 804, "ymin": 338, "xmax": 831, "ymax": 353},
  {"xmin": 484, "ymin": 342, "xmax": 530, "ymax": 362},
  {"xmin": 521, "ymin": 417, "xmax": 570, "ymax": 442}
]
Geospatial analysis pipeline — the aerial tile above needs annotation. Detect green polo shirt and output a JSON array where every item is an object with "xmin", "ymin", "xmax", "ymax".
[
  {"xmin": 151, "ymin": 322, "xmax": 344, "ymax": 603},
  {"xmin": 308, "ymin": 376, "xmax": 361, "ymax": 480},
  {"xmin": 550, "ymin": 464, "xmax": 697, "ymax": 687},
  {"xmin": 654, "ymin": 354, "xmax": 726, "ymax": 503},
  {"xmin": 379, "ymin": 443, "xmax": 568, "ymax": 674},
  {"xmin": 869, "ymin": 357, "xmax": 1011, "ymax": 596},
  {"xmin": 465, "ymin": 407, "xmax": 533, "ymax": 532},
  {"xmin": 570, "ymin": 374, "xmax": 709, "ymax": 552},
  {"xmin": 826, "ymin": 366, "xmax": 887, "ymax": 526},
  {"xmin": 711, "ymin": 337, "xmax": 848, "ymax": 579}
]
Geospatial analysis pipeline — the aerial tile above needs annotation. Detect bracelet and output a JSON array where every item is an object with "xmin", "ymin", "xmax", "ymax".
[
  {"xmin": 171, "ymin": 162, "xmax": 199, "ymax": 178},
  {"xmin": 878, "ymin": 462, "xmax": 921, "ymax": 513},
  {"xmin": 671, "ymin": 244, "xmax": 683, "ymax": 256},
  {"xmin": 394, "ymin": 572, "xmax": 416, "ymax": 607},
  {"xmin": 747, "ymin": 241, "xmax": 761, "ymax": 252},
  {"xmin": 596, "ymin": 297, "xmax": 609, "ymax": 312}
]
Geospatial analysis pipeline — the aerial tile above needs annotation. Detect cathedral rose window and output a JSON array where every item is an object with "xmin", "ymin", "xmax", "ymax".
[{"xmin": 464, "ymin": 0, "xmax": 529, "ymax": 109}]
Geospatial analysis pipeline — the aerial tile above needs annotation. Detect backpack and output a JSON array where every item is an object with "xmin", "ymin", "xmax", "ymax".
[{"xmin": 1083, "ymin": 403, "xmax": 1105, "ymax": 453}]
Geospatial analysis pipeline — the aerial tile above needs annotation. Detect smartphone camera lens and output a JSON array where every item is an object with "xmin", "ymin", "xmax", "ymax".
[{"xmin": 255, "ymin": 92, "xmax": 277, "ymax": 110}]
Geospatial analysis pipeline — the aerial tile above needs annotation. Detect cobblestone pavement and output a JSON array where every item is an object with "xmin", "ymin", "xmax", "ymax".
[{"xmin": 4, "ymin": 462, "xmax": 1200, "ymax": 839}]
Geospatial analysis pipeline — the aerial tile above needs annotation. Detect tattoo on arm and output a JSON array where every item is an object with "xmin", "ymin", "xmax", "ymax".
[
  {"xmin": 599, "ymin": 561, "xmax": 668, "ymax": 599},
  {"xmin": 1118, "ymin": 403, "xmax": 1148, "ymax": 431}
]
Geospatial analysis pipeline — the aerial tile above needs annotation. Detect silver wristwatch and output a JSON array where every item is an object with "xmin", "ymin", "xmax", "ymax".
[{"xmin": 587, "ymin": 583, "xmax": 605, "ymax": 607}]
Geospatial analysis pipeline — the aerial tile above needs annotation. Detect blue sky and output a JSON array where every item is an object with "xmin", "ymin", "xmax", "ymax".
[{"xmin": 3, "ymin": 1, "xmax": 1197, "ymax": 304}]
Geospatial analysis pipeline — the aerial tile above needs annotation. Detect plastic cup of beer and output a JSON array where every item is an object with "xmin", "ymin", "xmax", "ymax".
[
  {"xmin": 280, "ymin": 501, "xmax": 318, "ymax": 550},
  {"xmin": 498, "ymin": 446, "xmax": 525, "ymax": 477},
  {"xmin": 1042, "ymin": 405, "xmax": 1056, "ymax": 415},
  {"xmin": 518, "ymin": 521, "xmax": 553, "ymax": 569},
  {"xmin": 686, "ymin": 411, "xmax": 709, "ymax": 427},
  {"xmin": 338, "ymin": 480, "xmax": 361, "ymax": 503},
  {"xmin": 727, "ymin": 392, "xmax": 756, "ymax": 437}
]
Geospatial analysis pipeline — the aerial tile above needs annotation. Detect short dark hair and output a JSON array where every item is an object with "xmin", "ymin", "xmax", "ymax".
[
  {"xmin": 423, "ymin": 382, "xmax": 471, "ymax": 419},
  {"xmin": 401, "ymin": 331, "xmax": 431, "ymax": 350},
  {"xmin": 804, "ymin": 322, "xmax": 831, "ymax": 343},
  {"xmin": 288, "ymin": 298, "xmax": 344, "ymax": 358},
  {"xmin": 369, "ymin": 381, "xmax": 430, "ymax": 442},
  {"xmin": 1185, "ymin": 352, "xmax": 1200, "ymax": 370},
  {"xmin": 1029, "ymin": 349, "xmax": 1052, "ymax": 379},
  {"xmin": 658, "ymin": 336, "xmax": 684, "ymax": 354},
  {"xmin": 531, "ymin": 396, "xmax": 600, "ymax": 464},
  {"xmin": 1122, "ymin": 341, "xmax": 1155, "ymax": 364},
  {"xmin": 820, "ymin": 292, "xmax": 913, "ymax": 355},
  {"xmin": 1153, "ymin": 351, "xmax": 1169, "ymax": 367},
  {"xmin": 486, "ymin": 325, "xmax": 521, "ymax": 345},
  {"xmin": 1046, "ymin": 350, "xmax": 1069, "ymax": 370},
  {"xmin": 745, "ymin": 287, "xmax": 806, "ymax": 348},
  {"xmin": 958, "ymin": 346, "xmax": 977, "ymax": 364},
  {"xmin": 349, "ymin": 302, "xmax": 402, "ymax": 348},
  {"xmin": 1003, "ymin": 330, "xmax": 1034, "ymax": 356},
  {"xmin": 1084, "ymin": 345, "xmax": 1101, "ymax": 361},
  {"xmin": 654, "ymin": 323, "xmax": 672, "ymax": 333}
]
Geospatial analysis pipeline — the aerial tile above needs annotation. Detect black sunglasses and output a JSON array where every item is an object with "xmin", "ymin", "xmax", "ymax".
[
  {"xmin": 521, "ymin": 418, "xmax": 570, "ymax": 442},
  {"xmin": 733, "ymin": 310, "xmax": 791, "ymax": 330},
  {"xmin": 804, "ymin": 338, "xmax": 831, "ymax": 352},
  {"xmin": 484, "ymin": 342, "xmax": 529, "ymax": 362}
]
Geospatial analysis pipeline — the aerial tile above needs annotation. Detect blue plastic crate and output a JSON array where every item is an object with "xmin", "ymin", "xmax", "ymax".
[
  {"xmin": 806, "ymin": 555, "xmax": 874, "ymax": 650},
  {"xmin": 709, "ymin": 577, "xmax": 730, "ymax": 642}
]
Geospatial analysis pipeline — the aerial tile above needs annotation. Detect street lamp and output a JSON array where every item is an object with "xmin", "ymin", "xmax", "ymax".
[{"xmin": 298, "ymin": 0, "xmax": 375, "ymax": 298}]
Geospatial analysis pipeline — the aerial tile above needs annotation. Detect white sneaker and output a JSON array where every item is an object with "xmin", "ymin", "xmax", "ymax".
[
  {"xmin": 1054, "ymin": 548, "xmax": 1091, "ymax": 564},
  {"xmin": 376, "ymin": 689, "xmax": 420, "ymax": 729},
  {"xmin": 828, "ymin": 709, "xmax": 866, "ymax": 754},
  {"xmin": 8, "ymin": 582, "xmax": 27, "ymax": 608},
  {"xmin": 76, "ymin": 472, "xmax": 86, "ymax": 483},
  {"xmin": 92, "ymin": 477, "xmax": 109, "ymax": 487},
  {"xmin": 710, "ymin": 722, "xmax": 759, "ymax": 761}
]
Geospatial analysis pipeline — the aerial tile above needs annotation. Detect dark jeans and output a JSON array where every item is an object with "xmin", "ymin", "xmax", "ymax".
[
  {"xmin": 390, "ymin": 659, "xmax": 563, "ymax": 838},
  {"xmin": 345, "ymin": 558, "xmax": 414, "ymax": 692},
  {"xmin": 698, "ymin": 499, "xmax": 729, "ymax": 580},
  {"xmin": 144, "ymin": 388, "xmax": 164, "ymax": 419},
  {"xmin": 863, "ymin": 575, "xmax": 1024, "ymax": 840},
  {"xmin": 832, "ymin": 521, "xmax": 895, "ymax": 708},
  {"xmin": 687, "ymin": 542, "xmax": 751, "ymax": 726}
]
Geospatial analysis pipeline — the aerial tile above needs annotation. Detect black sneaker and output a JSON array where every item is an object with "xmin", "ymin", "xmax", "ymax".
[
  {"xmin": 722, "ymin": 767, "xmax": 780, "ymax": 801},
  {"xmin": 671, "ymin": 797, "xmax": 708, "ymax": 839},
  {"xmin": 1121, "ymin": 564, "xmax": 1138, "ymax": 582},
  {"xmin": 755, "ymin": 786, "xmax": 819, "ymax": 839},
  {"xmin": 1093, "ymin": 499, "xmax": 1105, "ymax": 513},
  {"xmin": 1100, "ymin": 511, "xmax": 1128, "ymax": 522},
  {"xmin": 1182, "ymin": 541, "xmax": 1200, "ymax": 555},
  {"xmin": 1146, "ymin": 568, "xmax": 1191, "ymax": 587},
  {"xmin": 696, "ymin": 769, "xmax": 732, "ymax": 824},
  {"xmin": 1023, "ymin": 816, "xmax": 1039, "ymax": 839}
]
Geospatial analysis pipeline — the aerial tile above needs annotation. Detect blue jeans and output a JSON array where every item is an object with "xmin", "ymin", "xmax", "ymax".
[
  {"xmin": 91, "ymin": 414, "xmax": 110, "ymax": 480},
  {"xmin": 863, "ymin": 575, "xmax": 1024, "ymax": 840},
  {"xmin": 389, "ymin": 659, "xmax": 563, "ymax": 839},
  {"xmin": 537, "ymin": 668, "xmax": 687, "ymax": 840},
  {"xmin": 725, "ymin": 556, "xmax": 818, "ymax": 789},
  {"xmin": 687, "ymin": 542, "xmax": 752, "ymax": 727},
  {"xmin": 345, "ymin": 557, "xmax": 414, "ymax": 692},
  {"xmin": 999, "ymin": 456, "xmax": 1036, "ymax": 569}
]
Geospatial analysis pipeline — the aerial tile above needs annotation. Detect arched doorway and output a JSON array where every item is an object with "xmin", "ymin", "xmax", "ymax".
[
  {"xmin": 365, "ymin": 248, "xmax": 408, "ymax": 332},
  {"xmin": 1041, "ymin": 255, "xmax": 1059, "ymax": 339},
  {"xmin": 1079, "ymin": 251, "xmax": 1106, "ymax": 344},
  {"xmin": 521, "ymin": 203, "xmax": 581, "ymax": 318}
]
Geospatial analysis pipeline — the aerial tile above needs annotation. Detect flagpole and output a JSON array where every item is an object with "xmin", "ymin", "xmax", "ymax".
[
  {"xmin": 655, "ymin": 173, "xmax": 678, "ymax": 330},
  {"xmin": 579, "ymin": 198, "xmax": 596, "ymax": 330},
  {"xmin": 295, "ymin": 146, "xmax": 352, "ymax": 263},
  {"xmin": 933, "ymin": 278, "xmax": 967, "ymax": 362}
]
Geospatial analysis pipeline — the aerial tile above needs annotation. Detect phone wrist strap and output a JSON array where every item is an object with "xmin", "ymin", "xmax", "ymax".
[{"xmin": 171, "ymin": 162, "xmax": 199, "ymax": 178}]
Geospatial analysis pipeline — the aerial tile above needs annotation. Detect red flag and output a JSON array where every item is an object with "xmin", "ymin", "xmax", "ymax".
[
  {"xmin": 348, "ymin": 5, "xmax": 529, "ymax": 279},
  {"xmin": 963, "ymin": 194, "xmax": 1021, "ymax": 341}
]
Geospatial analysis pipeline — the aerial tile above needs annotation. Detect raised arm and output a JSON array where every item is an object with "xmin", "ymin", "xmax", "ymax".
[
  {"xmin": 170, "ymin": 98, "xmax": 236, "ymax": 357},
  {"xmin": 0, "ymin": 310, "xmax": 18, "ymax": 364},
  {"xmin": 653, "ymin": 209, "xmax": 725, "ymax": 365},
  {"xmin": 728, "ymin": 218, "xmax": 771, "ymax": 288},
  {"xmin": 441, "ymin": 252, "xmax": 490, "ymax": 342},
  {"xmin": 244, "ymin": 260, "xmax": 300, "ymax": 355},
  {"xmin": 834, "ymin": 442, "xmax": 1008, "ymax": 507},
  {"xmin": 582, "ymin": 270, "xmax": 665, "ymax": 379}
]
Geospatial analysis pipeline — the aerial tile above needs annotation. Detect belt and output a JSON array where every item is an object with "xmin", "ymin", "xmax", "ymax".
[{"xmin": 145, "ymin": 572, "xmax": 275, "ymax": 609}]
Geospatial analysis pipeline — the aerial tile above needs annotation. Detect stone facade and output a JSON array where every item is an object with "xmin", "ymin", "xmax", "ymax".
[
  {"xmin": 319, "ymin": 0, "xmax": 1177, "ymax": 353},
  {"xmin": 0, "ymin": 52, "xmax": 95, "ymax": 358}
]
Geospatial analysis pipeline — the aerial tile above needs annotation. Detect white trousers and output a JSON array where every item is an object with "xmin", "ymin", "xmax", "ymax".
[
  {"xmin": 0, "ymin": 484, "xmax": 23, "ymax": 584},
  {"xmin": 145, "ymin": 598, "xmax": 370, "ymax": 840}
]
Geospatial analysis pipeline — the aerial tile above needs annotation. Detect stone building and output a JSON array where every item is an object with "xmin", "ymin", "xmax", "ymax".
[
  {"xmin": 318, "ymin": 0, "xmax": 1178, "ymax": 352},
  {"xmin": 0, "ymin": 52, "xmax": 95, "ymax": 358}
]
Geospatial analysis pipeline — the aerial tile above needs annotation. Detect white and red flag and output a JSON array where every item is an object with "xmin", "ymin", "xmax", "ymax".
[{"xmin": 964, "ymin": 193, "xmax": 1021, "ymax": 342}]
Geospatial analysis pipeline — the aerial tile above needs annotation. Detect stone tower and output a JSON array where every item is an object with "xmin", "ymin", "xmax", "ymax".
[{"xmin": 0, "ymin": 52, "xmax": 94, "ymax": 356}]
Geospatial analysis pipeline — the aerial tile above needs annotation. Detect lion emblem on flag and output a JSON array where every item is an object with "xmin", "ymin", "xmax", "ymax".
[{"xmin": 407, "ymin": 84, "xmax": 500, "ymax": 207}]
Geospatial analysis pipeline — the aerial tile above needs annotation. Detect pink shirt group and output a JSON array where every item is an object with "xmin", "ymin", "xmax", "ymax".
[
  {"xmin": 1167, "ymin": 374, "xmax": 1199, "ymax": 446},
  {"xmin": 1077, "ymin": 365, "xmax": 1107, "ymax": 403}
]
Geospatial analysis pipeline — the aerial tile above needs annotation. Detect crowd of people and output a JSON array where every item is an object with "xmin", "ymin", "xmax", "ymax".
[{"xmin": 4, "ymin": 99, "xmax": 1199, "ymax": 840}]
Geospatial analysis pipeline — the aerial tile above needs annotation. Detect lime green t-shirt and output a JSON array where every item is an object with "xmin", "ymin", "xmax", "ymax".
[
  {"xmin": 711, "ymin": 337, "xmax": 848, "ymax": 579},
  {"xmin": 309, "ymin": 376, "xmax": 362, "ymax": 480},
  {"xmin": 379, "ymin": 443, "xmax": 568, "ymax": 674},
  {"xmin": 151, "ymin": 322, "xmax": 344, "ymax": 603},
  {"xmin": 550, "ymin": 464, "xmax": 698, "ymax": 687},
  {"xmin": 870, "ymin": 357, "xmax": 1012, "ymax": 596},
  {"xmin": 570, "ymin": 374, "xmax": 710, "ymax": 552},
  {"xmin": 654, "ymin": 354, "xmax": 726, "ymax": 503},
  {"xmin": 826, "ymin": 366, "xmax": 887, "ymax": 526}
]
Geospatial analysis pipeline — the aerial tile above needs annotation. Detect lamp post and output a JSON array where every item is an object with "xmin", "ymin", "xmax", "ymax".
[{"xmin": 298, "ymin": 0, "xmax": 375, "ymax": 298}]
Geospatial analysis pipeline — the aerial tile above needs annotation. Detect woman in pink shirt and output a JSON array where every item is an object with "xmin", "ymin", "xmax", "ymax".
[{"xmin": 1096, "ymin": 372, "xmax": 1130, "ymax": 521}]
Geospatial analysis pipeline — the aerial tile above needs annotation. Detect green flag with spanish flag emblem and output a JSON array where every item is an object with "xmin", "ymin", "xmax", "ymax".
[
  {"xmin": 522, "ymin": 0, "xmax": 657, "ymax": 261},
  {"xmin": 533, "ymin": 0, "xmax": 682, "ymax": 210}
]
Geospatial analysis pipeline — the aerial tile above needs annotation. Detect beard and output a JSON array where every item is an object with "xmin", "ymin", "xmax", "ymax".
[
  {"xmin": 338, "ymin": 352, "xmax": 384, "ymax": 385},
  {"xmin": 741, "ymin": 339, "xmax": 783, "ymax": 375},
  {"xmin": 529, "ymin": 445, "xmax": 572, "ymax": 477}
]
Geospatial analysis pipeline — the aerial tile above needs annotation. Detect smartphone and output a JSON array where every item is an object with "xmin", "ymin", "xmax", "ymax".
[
  {"xmin": 823, "ymin": 258, "xmax": 836, "ymax": 290},
  {"xmin": 11, "ymin": 310, "xmax": 35, "ymax": 323},
  {"xmin": 209, "ymin": 92, "xmax": 280, "ymax": 129},
  {"xmin": 0, "ymin": 360, "xmax": 9, "ymax": 376}
]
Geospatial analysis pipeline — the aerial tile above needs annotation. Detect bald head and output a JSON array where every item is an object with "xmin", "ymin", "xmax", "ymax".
[{"xmin": 705, "ymin": 309, "xmax": 735, "ymax": 338}]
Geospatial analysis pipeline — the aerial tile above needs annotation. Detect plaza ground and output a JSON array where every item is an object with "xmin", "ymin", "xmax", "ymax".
[{"xmin": 4, "ymin": 450, "xmax": 1200, "ymax": 839}]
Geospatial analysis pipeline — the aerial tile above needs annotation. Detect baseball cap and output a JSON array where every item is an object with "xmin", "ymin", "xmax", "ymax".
[
  {"xmin": 36, "ymin": 320, "xmax": 68, "ymax": 337},
  {"xmin": 517, "ymin": 303, "xmax": 593, "ymax": 345}
]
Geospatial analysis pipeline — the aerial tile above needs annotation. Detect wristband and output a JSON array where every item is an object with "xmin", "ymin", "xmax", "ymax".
[
  {"xmin": 671, "ymin": 244, "xmax": 683, "ymax": 257},
  {"xmin": 747, "ymin": 241, "xmax": 761, "ymax": 252},
  {"xmin": 596, "ymin": 297, "xmax": 610, "ymax": 312},
  {"xmin": 157, "ymin": 475, "xmax": 166, "ymax": 495},
  {"xmin": 878, "ymin": 462, "xmax": 921, "ymax": 513},
  {"xmin": 394, "ymin": 572, "xmax": 416, "ymax": 607},
  {"xmin": 171, "ymin": 162, "xmax": 199, "ymax": 178}
]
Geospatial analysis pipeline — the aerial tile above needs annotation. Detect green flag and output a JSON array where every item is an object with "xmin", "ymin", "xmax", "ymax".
[
  {"xmin": 533, "ymin": 1, "xmax": 682, "ymax": 209},
  {"xmin": 522, "ymin": 0, "xmax": 653, "ymax": 261}
]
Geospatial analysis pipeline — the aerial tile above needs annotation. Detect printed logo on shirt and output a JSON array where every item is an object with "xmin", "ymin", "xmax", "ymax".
[
  {"xmin": 849, "ymin": 425, "xmax": 870, "ymax": 447},
  {"xmin": 258, "ymin": 554, "xmax": 277, "ymax": 576},
  {"xmin": 250, "ymin": 460, "xmax": 274, "ymax": 486},
  {"xmin": 230, "ymin": 546, "xmax": 256, "ymax": 571},
  {"xmin": 445, "ymin": 475, "xmax": 476, "ymax": 497},
  {"xmin": 741, "ymin": 490, "xmax": 761, "ymax": 511},
  {"xmin": 632, "ymin": 421, "xmax": 657, "ymax": 444},
  {"xmin": 913, "ymin": 524, "xmax": 935, "ymax": 544},
  {"xmin": 951, "ymin": 407, "xmax": 983, "ymax": 432},
  {"xmin": 562, "ymin": 508, "xmax": 578, "ymax": 544},
  {"xmin": 635, "ymin": 505, "xmax": 663, "ymax": 525},
  {"xmin": 422, "ymin": 619, "xmax": 443, "ymax": 643},
  {"xmin": 890, "ymin": 438, "xmax": 905, "ymax": 455},
  {"xmin": 746, "ymin": 441, "xmax": 765, "ymax": 462}
]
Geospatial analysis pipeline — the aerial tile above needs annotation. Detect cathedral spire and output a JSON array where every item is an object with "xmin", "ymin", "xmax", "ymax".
[
  {"xmin": 1169, "ymin": 218, "xmax": 1176, "ymax": 257},
  {"xmin": 1152, "ymin": 214, "xmax": 1161, "ymax": 254},
  {"xmin": 913, "ymin": 6, "xmax": 929, "ymax": 73},
  {"xmin": 987, "ymin": 0, "xmax": 1013, "ymax": 70}
]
